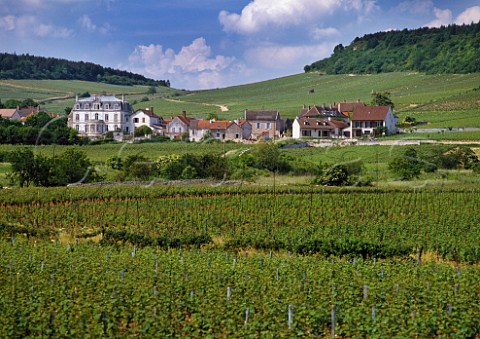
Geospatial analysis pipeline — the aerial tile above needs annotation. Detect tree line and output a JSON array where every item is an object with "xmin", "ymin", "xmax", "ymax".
[
  {"xmin": 0, "ymin": 53, "xmax": 170, "ymax": 87},
  {"xmin": 305, "ymin": 21, "xmax": 480, "ymax": 74}
]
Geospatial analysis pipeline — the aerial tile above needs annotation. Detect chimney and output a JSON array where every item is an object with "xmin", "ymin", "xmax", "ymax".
[
  {"xmin": 75, "ymin": 95, "xmax": 78, "ymax": 101},
  {"xmin": 122, "ymin": 95, "xmax": 125, "ymax": 102},
  {"xmin": 182, "ymin": 110, "xmax": 187, "ymax": 118},
  {"xmin": 150, "ymin": 107, "xmax": 154, "ymax": 113}
]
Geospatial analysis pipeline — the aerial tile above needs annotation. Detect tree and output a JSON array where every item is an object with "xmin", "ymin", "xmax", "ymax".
[
  {"xmin": 371, "ymin": 91, "xmax": 395, "ymax": 109},
  {"xmin": 134, "ymin": 125, "xmax": 152, "ymax": 137},
  {"xmin": 388, "ymin": 147, "xmax": 422, "ymax": 180},
  {"xmin": 147, "ymin": 86, "xmax": 157, "ymax": 94},
  {"xmin": 251, "ymin": 141, "xmax": 290, "ymax": 173}
]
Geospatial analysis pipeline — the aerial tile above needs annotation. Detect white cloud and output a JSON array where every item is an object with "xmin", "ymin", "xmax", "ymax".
[
  {"xmin": 219, "ymin": 0, "xmax": 340, "ymax": 34},
  {"xmin": 455, "ymin": 6, "xmax": 480, "ymax": 25},
  {"xmin": 244, "ymin": 42, "xmax": 335, "ymax": 70},
  {"xmin": 311, "ymin": 27, "xmax": 340, "ymax": 40},
  {"xmin": 396, "ymin": 0, "xmax": 433, "ymax": 15},
  {"xmin": 36, "ymin": 23, "xmax": 72, "ymax": 37},
  {"xmin": 0, "ymin": 14, "xmax": 72, "ymax": 38},
  {"xmin": 0, "ymin": 15, "xmax": 16, "ymax": 31},
  {"xmin": 126, "ymin": 38, "xmax": 236, "ymax": 90},
  {"xmin": 78, "ymin": 14, "xmax": 110, "ymax": 34},
  {"xmin": 425, "ymin": 7, "xmax": 452, "ymax": 27}
]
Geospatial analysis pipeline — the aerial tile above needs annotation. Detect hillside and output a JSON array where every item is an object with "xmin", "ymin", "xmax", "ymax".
[
  {"xmin": 305, "ymin": 22, "xmax": 480, "ymax": 75},
  {"xmin": 0, "ymin": 53, "xmax": 169, "ymax": 87}
]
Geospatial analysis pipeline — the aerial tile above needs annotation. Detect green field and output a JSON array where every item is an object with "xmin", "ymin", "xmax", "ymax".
[{"xmin": 1, "ymin": 185, "xmax": 479, "ymax": 337}]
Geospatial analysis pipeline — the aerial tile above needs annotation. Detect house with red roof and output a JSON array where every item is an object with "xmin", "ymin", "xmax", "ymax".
[
  {"xmin": 347, "ymin": 105, "xmax": 397, "ymax": 137},
  {"xmin": 0, "ymin": 108, "xmax": 21, "ymax": 121},
  {"xmin": 189, "ymin": 119, "xmax": 248, "ymax": 142},
  {"xmin": 292, "ymin": 116, "xmax": 348, "ymax": 138},
  {"xmin": 166, "ymin": 111, "xmax": 195, "ymax": 139}
]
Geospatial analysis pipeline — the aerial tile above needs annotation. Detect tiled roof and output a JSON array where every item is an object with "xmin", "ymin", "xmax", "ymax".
[
  {"xmin": 192, "ymin": 119, "xmax": 234, "ymax": 130},
  {"xmin": 338, "ymin": 102, "xmax": 365, "ymax": 112},
  {"xmin": 351, "ymin": 105, "xmax": 390, "ymax": 121},
  {"xmin": 245, "ymin": 110, "xmax": 279, "ymax": 121},
  {"xmin": 0, "ymin": 109, "xmax": 18, "ymax": 118},
  {"xmin": 297, "ymin": 117, "xmax": 347, "ymax": 130}
]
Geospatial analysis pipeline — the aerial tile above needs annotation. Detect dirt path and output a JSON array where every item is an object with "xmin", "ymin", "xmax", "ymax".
[{"xmin": 164, "ymin": 98, "xmax": 229, "ymax": 112}]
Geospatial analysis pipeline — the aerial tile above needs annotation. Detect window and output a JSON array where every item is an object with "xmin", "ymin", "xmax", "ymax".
[
  {"xmin": 85, "ymin": 114, "xmax": 89, "ymax": 121},
  {"xmin": 142, "ymin": 118, "xmax": 146, "ymax": 123},
  {"xmin": 114, "ymin": 125, "xmax": 119, "ymax": 131},
  {"xmin": 256, "ymin": 123, "xmax": 260, "ymax": 129},
  {"xmin": 75, "ymin": 114, "xmax": 79, "ymax": 121},
  {"xmin": 114, "ymin": 114, "xmax": 118, "ymax": 122},
  {"xmin": 95, "ymin": 113, "xmax": 99, "ymax": 120},
  {"xmin": 75, "ymin": 125, "xmax": 79, "ymax": 131},
  {"xmin": 266, "ymin": 122, "xmax": 271, "ymax": 129},
  {"xmin": 134, "ymin": 118, "xmax": 139, "ymax": 123},
  {"xmin": 172, "ymin": 127, "xmax": 175, "ymax": 133},
  {"xmin": 105, "ymin": 114, "xmax": 109, "ymax": 121},
  {"xmin": 85, "ymin": 125, "xmax": 89, "ymax": 132},
  {"xmin": 235, "ymin": 134, "xmax": 239, "ymax": 139}
]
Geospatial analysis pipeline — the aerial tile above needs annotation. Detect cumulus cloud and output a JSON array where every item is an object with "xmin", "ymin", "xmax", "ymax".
[
  {"xmin": 244, "ymin": 42, "xmax": 335, "ymax": 70},
  {"xmin": 425, "ymin": 7, "xmax": 452, "ymax": 27},
  {"xmin": 455, "ymin": 6, "xmax": 480, "ymax": 25},
  {"xmin": 78, "ymin": 14, "xmax": 110, "ymax": 34},
  {"xmin": 0, "ymin": 14, "xmax": 72, "ymax": 38},
  {"xmin": 396, "ymin": 0, "xmax": 433, "ymax": 15},
  {"xmin": 126, "ymin": 38, "xmax": 236, "ymax": 89},
  {"xmin": 219, "ymin": 0, "xmax": 380, "ymax": 34}
]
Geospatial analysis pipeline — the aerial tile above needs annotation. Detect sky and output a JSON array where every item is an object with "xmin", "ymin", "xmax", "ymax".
[{"xmin": 1, "ymin": 1, "xmax": 480, "ymax": 90}]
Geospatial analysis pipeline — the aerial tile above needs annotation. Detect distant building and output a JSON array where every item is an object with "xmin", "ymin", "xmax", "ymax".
[
  {"xmin": 68, "ymin": 94, "xmax": 133, "ymax": 138},
  {"xmin": 244, "ymin": 109, "xmax": 284, "ymax": 139},
  {"xmin": 347, "ymin": 105, "xmax": 398, "ymax": 137},
  {"xmin": 166, "ymin": 111, "xmax": 195, "ymax": 139},
  {"xmin": 188, "ymin": 119, "xmax": 248, "ymax": 142},
  {"xmin": 130, "ymin": 107, "xmax": 165, "ymax": 135},
  {"xmin": 0, "ymin": 108, "xmax": 21, "ymax": 121}
]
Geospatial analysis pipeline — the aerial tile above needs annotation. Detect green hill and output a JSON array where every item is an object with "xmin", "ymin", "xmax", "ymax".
[
  {"xmin": 0, "ymin": 53, "xmax": 169, "ymax": 87},
  {"xmin": 305, "ymin": 22, "xmax": 480, "ymax": 75}
]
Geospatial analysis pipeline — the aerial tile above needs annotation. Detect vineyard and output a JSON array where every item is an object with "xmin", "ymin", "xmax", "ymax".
[{"xmin": 1, "ymin": 184, "xmax": 480, "ymax": 336}]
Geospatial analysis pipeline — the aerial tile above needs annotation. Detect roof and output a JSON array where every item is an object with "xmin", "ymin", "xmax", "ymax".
[
  {"xmin": 296, "ymin": 117, "xmax": 348, "ymax": 130},
  {"xmin": 191, "ymin": 119, "xmax": 235, "ymax": 130},
  {"xmin": 245, "ymin": 110, "xmax": 279, "ymax": 121},
  {"xmin": 300, "ymin": 105, "xmax": 341, "ymax": 118},
  {"xmin": 0, "ymin": 109, "xmax": 19, "ymax": 118},
  {"xmin": 338, "ymin": 102, "xmax": 365, "ymax": 113},
  {"xmin": 132, "ymin": 108, "xmax": 161, "ymax": 119},
  {"xmin": 238, "ymin": 119, "xmax": 250, "ymax": 126},
  {"xmin": 78, "ymin": 95, "xmax": 123, "ymax": 102},
  {"xmin": 351, "ymin": 105, "xmax": 391, "ymax": 121},
  {"xmin": 18, "ymin": 106, "xmax": 40, "ymax": 118}
]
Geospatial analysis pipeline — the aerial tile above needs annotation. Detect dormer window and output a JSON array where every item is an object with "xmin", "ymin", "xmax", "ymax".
[
  {"xmin": 114, "ymin": 104, "xmax": 120, "ymax": 109},
  {"xmin": 85, "ymin": 104, "xmax": 90, "ymax": 109},
  {"xmin": 94, "ymin": 104, "xmax": 100, "ymax": 110},
  {"xmin": 75, "ymin": 104, "xmax": 80, "ymax": 109},
  {"xmin": 104, "ymin": 104, "xmax": 109, "ymax": 110}
]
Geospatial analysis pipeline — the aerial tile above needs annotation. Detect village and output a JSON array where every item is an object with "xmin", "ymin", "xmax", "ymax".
[{"xmin": 57, "ymin": 94, "xmax": 398, "ymax": 142}]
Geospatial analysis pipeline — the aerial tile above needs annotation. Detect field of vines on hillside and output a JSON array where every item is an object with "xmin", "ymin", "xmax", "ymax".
[{"xmin": 1, "ymin": 185, "xmax": 479, "ymax": 336}]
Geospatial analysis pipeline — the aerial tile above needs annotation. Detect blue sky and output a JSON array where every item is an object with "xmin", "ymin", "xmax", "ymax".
[{"xmin": 1, "ymin": 0, "xmax": 479, "ymax": 90}]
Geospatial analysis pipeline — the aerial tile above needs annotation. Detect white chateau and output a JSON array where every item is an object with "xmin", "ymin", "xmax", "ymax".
[{"xmin": 68, "ymin": 94, "xmax": 134, "ymax": 138}]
